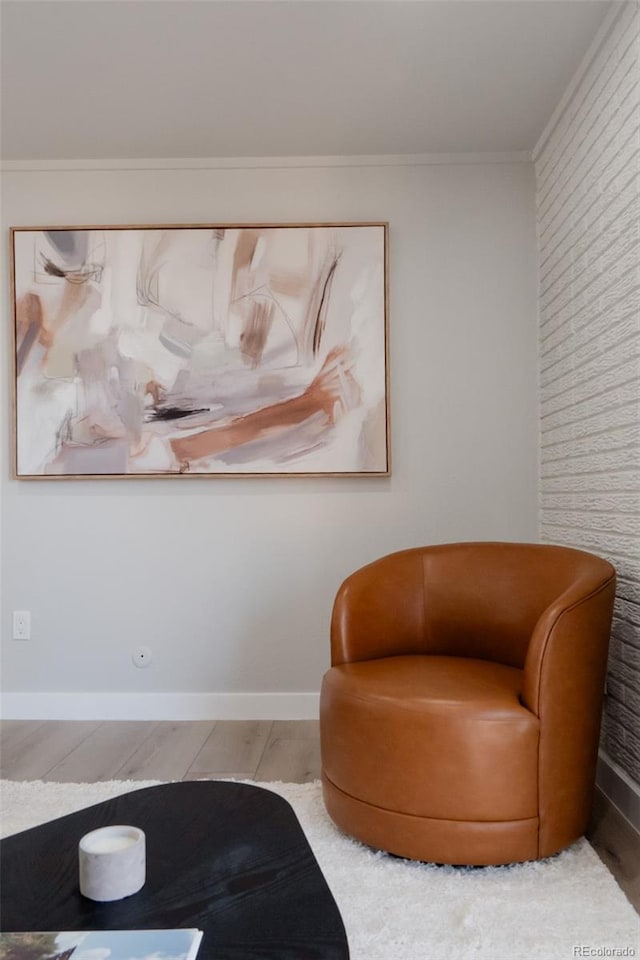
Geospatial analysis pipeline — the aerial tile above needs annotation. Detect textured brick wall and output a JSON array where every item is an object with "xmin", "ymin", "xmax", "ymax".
[{"xmin": 535, "ymin": 2, "xmax": 640, "ymax": 785}]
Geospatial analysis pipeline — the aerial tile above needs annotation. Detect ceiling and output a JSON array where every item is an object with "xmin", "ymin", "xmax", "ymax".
[{"xmin": 1, "ymin": 0, "xmax": 611, "ymax": 161}]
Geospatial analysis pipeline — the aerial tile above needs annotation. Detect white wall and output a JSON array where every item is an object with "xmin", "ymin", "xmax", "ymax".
[
  {"xmin": 1, "ymin": 157, "xmax": 539, "ymax": 718},
  {"xmin": 535, "ymin": 1, "xmax": 640, "ymax": 817}
]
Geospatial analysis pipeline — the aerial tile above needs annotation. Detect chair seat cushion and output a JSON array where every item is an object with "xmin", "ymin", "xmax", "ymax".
[{"xmin": 321, "ymin": 655, "xmax": 539, "ymax": 822}]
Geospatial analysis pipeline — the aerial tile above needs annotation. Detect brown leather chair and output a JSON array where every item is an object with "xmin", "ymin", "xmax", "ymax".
[{"xmin": 320, "ymin": 542, "xmax": 615, "ymax": 866}]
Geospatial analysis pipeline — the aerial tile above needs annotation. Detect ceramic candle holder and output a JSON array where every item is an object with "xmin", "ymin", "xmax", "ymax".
[{"xmin": 79, "ymin": 825, "xmax": 145, "ymax": 901}]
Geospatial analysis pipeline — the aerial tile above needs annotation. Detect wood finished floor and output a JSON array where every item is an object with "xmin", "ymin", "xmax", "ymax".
[
  {"xmin": 0, "ymin": 719, "xmax": 321, "ymax": 784},
  {"xmin": 1, "ymin": 720, "xmax": 638, "ymax": 913}
]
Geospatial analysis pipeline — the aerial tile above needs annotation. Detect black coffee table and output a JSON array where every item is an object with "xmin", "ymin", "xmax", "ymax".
[{"xmin": 0, "ymin": 780, "xmax": 349, "ymax": 960}]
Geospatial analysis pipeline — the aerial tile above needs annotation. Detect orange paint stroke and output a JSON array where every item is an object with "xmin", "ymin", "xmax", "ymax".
[
  {"xmin": 170, "ymin": 346, "xmax": 360, "ymax": 464},
  {"xmin": 16, "ymin": 293, "xmax": 45, "ymax": 372}
]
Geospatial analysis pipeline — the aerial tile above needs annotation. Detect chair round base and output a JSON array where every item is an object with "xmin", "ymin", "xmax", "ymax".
[{"xmin": 322, "ymin": 774, "xmax": 541, "ymax": 866}]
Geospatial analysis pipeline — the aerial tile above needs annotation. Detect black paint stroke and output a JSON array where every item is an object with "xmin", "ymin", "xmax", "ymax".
[
  {"xmin": 312, "ymin": 254, "xmax": 341, "ymax": 356},
  {"xmin": 147, "ymin": 406, "xmax": 209, "ymax": 422},
  {"xmin": 39, "ymin": 254, "xmax": 103, "ymax": 284}
]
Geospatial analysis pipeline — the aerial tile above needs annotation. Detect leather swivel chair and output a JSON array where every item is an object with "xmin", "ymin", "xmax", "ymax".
[{"xmin": 320, "ymin": 542, "xmax": 616, "ymax": 866}]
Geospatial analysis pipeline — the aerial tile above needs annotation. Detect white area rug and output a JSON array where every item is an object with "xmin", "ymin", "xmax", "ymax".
[{"xmin": 1, "ymin": 779, "xmax": 637, "ymax": 960}]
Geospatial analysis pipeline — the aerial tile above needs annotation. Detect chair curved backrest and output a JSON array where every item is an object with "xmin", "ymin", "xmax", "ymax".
[{"xmin": 331, "ymin": 541, "xmax": 615, "ymax": 669}]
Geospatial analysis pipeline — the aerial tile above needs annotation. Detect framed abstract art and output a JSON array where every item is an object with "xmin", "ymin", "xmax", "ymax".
[{"xmin": 11, "ymin": 223, "xmax": 389, "ymax": 478}]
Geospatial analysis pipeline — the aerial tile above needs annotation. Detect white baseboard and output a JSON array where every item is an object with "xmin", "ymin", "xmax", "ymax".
[
  {"xmin": 0, "ymin": 691, "xmax": 320, "ymax": 721},
  {"xmin": 597, "ymin": 749, "xmax": 640, "ymax": 833}
]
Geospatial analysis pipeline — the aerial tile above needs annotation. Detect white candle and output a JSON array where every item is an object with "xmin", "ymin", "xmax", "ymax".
[
  {"xmin": 79, "ymin": 825, "xmax": 145, "ymax": 902},
  {"xmin": 84, "ymin": 834, "xmax": 137, "ymax": 854}
]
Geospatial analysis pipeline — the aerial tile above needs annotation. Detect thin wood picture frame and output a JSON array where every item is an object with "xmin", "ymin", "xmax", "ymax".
[{"xmin": 11, "ymin": 223, "xmax": 389, "ymax": 479}]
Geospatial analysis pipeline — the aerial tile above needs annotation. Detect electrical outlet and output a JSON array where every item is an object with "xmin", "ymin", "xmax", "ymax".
[{"xmin": 13, "ymin": 610, "xmax": 31, "ymax": 640}]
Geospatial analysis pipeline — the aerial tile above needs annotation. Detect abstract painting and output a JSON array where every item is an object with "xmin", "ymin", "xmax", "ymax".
[{"xmin": 11, "ymin": 224, "xmax": 389, "ymax": 478}]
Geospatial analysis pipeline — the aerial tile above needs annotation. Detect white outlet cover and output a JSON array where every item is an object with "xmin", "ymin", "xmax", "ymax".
[
  {"xmin": 132, "ymin": 646, "xmax": 152, "ymax": 668},
  {"xmin": 13, "ymin": 610, "xmax": 31, "ymax": 640}
]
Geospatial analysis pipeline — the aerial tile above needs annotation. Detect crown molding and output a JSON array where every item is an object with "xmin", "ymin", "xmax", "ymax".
[{"xmin": 0, "ymin": 152, "xmax": 532, "ymax": 174}]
